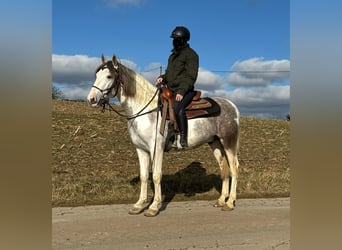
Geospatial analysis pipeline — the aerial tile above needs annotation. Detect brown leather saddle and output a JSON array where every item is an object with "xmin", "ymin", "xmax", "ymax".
[{"xmin": 159, "ymin": 87, "xmax": 220, "ymax": 135}]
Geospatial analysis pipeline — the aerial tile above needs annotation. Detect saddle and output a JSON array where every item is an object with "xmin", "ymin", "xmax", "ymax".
[{"xmin": 159, "ymin": 87, "xmax": 220, "ymax": 135}]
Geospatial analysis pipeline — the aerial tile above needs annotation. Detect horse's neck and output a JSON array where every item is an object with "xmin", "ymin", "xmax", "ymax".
[{"xmin": 118, "ymin": 73, "xmax": 158, "ymax": 115}]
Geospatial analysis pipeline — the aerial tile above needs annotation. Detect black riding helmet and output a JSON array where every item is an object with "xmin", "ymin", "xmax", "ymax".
[{"xmin": 170, "ymin": 26, "xmax": 190, "ymax": 41}]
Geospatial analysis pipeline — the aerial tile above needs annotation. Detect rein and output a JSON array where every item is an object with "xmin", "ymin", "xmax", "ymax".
[{"xmin": 104, "ymin": 86, "xmax": 161, "ymax": 120}]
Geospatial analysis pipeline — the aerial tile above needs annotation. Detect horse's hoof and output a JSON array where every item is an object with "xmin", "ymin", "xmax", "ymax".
[
  {"xmin": 213, "ymin": 200, "xmax": 225, "ymax": 208},
  {"xmin": 128, "ymin": 207, "xmax": 144, "ymax": 215},
  {"xmin": 144, "ymin": 208, "xmax": 159, "ymax": 217},
  {"xmin": 221, "ymin": 204, "xmax": 234, "ymax": 211}
]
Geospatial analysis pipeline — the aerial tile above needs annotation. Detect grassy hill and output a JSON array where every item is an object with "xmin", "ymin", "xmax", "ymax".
[{"xmin": 52, "ymin": 100, "xmax": 290, "ymax": 207}]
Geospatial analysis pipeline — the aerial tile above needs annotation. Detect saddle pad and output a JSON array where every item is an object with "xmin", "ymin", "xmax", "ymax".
[{"xmin": 186, "ymin": 97, "xmax": 221, "ymax": 119}]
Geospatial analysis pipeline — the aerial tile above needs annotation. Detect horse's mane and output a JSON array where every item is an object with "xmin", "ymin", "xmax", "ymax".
[
  {"xmin": 119, "ymin": 63, "xmax": 158, "ymax": 107},
  {"xmin": 118, "ymin": 65, "xmax": 136, "ymax": 97}
]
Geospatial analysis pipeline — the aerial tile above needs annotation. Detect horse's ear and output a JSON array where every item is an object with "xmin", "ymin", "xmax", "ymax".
[
  {"xmin": 101, "ymin": 54, "xmax": 106, "ymax": 64},
  {"xmin": 112, "ymin": 54, "xmax": 119, "ymax": 68}
]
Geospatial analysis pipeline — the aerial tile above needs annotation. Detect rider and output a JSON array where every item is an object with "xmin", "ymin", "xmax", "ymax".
[{"xmin": 156, "ymin": 26, "xmax": 199, "ymax": 148}]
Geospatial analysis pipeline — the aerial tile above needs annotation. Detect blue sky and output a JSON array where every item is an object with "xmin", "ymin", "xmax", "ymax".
[{"xmin": 53, "ymin": 0, "xmax": 290, "ymax": 119}]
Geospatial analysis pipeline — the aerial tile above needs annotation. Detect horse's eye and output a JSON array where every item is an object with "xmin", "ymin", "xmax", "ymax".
[{"xmin": 107, "ymin": 75, "xmax": 112, "ymax": 79}]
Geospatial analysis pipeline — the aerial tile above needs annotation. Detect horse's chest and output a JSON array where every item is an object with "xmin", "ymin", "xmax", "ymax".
[{"xmin": 127, "ymin": 123, "xmax": 152, "ymax": 147}]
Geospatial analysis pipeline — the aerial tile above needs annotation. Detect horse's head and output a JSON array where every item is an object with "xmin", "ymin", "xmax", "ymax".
[{"xmin": 87, "ymin": 54, "xmax": 122, "ymax": 107}]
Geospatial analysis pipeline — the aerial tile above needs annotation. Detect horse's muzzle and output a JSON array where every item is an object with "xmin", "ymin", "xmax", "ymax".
[
  {"xmin": 88, "ymin": 97, "xmax": 107, "ymax": 108},
  {"xmin": 89, "ymin": 97, "xmax": 97, "ymax": 105}
]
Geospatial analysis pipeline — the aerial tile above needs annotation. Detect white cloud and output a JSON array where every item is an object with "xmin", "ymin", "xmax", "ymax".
[
  {"xmin": 214, "ymin": 85, "xmax": 290, "ymax": 119},
  {"xmin": 52, "ymin": 54, "xmax": 154, "ymax": 100},
  {"xmin": 198, "ymin": 85, "xmax": 290, "ymax": 119},
  {"xmin": 61, "ymin": 86, "xmax": 91, "ymax": 101},
  {"xmin": 227, "ymin": 85, "xmax": 290, "ymax": 106},
  {"xmin": 228, "ymin": 57, "xmax": 290, "ymax": 86},
  {"xmin": 52, "ymin": 54, "xmax": 100, "ymax": 85},
  {"xmin": 196, "ymin": 68, "xmax": 225, "ymax": 91},
  {"xmin": 52, "ymin": 54, "xmax": 139, "ymax": 84}
]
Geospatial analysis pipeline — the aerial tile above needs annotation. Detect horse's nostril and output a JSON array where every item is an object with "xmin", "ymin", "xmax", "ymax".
[{"xmin": 90, "ymin": 97, "xmax": 96, "ymax": 104}]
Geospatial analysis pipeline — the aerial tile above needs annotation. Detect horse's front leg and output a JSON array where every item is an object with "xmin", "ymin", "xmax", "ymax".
[
  {"xmin": 144, "ymin": 144, "xmax": 164, "ymax": 217},
  {"xmin": 128, "ymin": 148, "xmax": 150, "ymax": 215}
]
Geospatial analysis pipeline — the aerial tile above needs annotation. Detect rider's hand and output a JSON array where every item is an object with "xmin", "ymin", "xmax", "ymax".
[
  {"xmin": 175, "ymin": 93, "xmax": 183, "ymax": 101},
  {"xmin": 156, "ymin": 77, "xmax": 163, "ymax": 85}
]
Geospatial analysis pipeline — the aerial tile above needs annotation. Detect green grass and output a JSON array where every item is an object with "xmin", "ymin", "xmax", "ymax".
[{"xmin": 52, "ymin": 100, "xmax": 290, "ymax": 207}]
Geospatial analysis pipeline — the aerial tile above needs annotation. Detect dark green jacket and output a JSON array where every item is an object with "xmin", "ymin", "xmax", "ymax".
[{"xmin": 160, "ymin": 44, "xmax": 199, "ymax": 96}]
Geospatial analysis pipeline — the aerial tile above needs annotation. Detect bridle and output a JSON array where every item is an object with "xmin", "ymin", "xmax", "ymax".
[
  {"xmin": 92, "ymin": 61, "xmax": 122, "ymax": 107},
  {"xmin": 92, "ymin": 61, "xmax": 161, "ymax": 120}
]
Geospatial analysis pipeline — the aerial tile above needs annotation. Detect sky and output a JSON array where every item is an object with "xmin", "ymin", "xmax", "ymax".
[{"xmin": 52, "ymin": 0, "xmax": 290, "ymax": 119}]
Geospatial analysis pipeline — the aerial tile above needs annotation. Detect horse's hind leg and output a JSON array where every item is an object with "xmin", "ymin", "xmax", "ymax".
[
  {"xmin": 128, "ymin": 148, "xmax": 150, "ymax": 215},
  {"xmin": 222, "ymin": 139, "xmax": 239, "ymax": 211},
  {"xmin": 208, "ymin": 140, "xmax": 230, "ymax": 208}
]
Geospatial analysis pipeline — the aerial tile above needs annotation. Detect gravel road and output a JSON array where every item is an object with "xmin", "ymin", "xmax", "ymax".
[{"xmin": 52, "ymin": 198, "xmax": 290, "ymax": 250}]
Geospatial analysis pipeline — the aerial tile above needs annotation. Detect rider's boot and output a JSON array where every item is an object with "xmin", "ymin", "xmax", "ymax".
[{"xmin": 176, "ymin": 112, "xmax": 188, "ymax": 149}]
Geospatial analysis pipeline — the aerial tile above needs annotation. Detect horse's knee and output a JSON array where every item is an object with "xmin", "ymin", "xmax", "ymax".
[
  {"xmin": 139, "ymin": 174, "xmax": 149, "ymax": 183},
  {"xmin": 152, "ymin": 173, "xmax": 161, "ymax": 184}
]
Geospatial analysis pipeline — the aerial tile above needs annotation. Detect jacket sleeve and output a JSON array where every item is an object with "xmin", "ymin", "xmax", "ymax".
[{"xmin": 159, "ymin": 55, "xmax": 172, "ymax": 84}]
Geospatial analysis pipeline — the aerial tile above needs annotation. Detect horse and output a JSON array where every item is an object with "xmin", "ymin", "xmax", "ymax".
[{"xmin": 87, "ymin": 54, "xmax": 240, "ymax": 217}]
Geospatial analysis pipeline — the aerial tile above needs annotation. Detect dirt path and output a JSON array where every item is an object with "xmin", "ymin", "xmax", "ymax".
[{"xmin": 52, "ymin": 198, "xmax": 290, "ymax": 250}]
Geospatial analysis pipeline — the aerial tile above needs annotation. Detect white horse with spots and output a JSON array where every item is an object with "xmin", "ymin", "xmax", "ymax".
[{"xmin": 87, "ymin": 55, "xmax": 240, "ymax": 217}]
